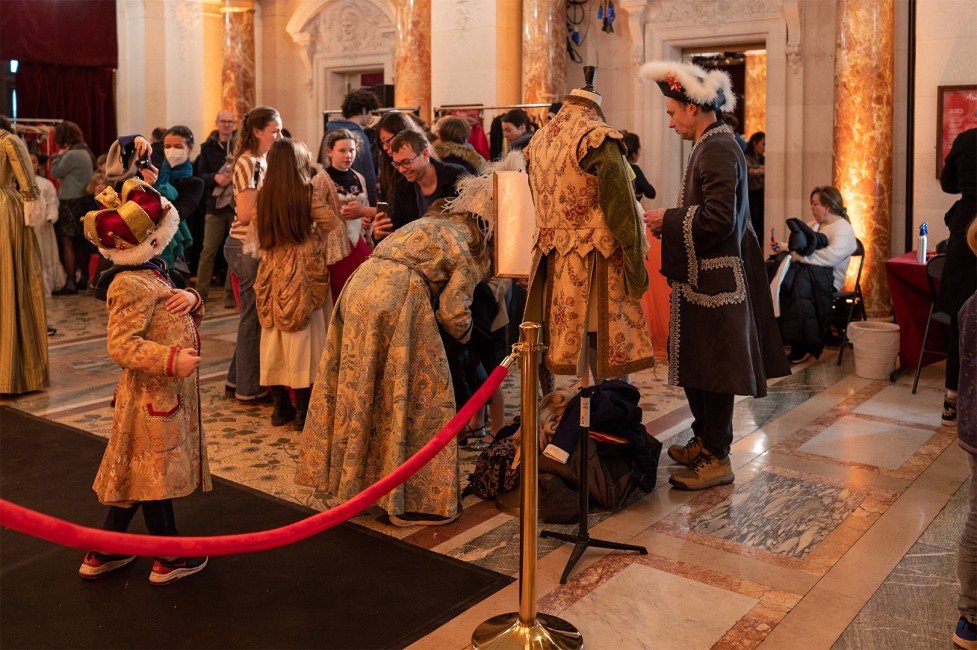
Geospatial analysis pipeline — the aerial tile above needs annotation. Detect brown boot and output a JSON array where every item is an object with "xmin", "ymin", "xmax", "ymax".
[
  {"xmin": 667, "ymin": 436, "xmax": 703, "ymax": 466},
  {"xmin": 669, "ymin": 451, "xmax": 734, "ymax": 490}
]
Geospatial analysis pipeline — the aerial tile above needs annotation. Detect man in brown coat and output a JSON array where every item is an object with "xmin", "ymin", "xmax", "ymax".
[{"xmin": 642, "ymin": 60, "xmax": 790, "ymax": 491}]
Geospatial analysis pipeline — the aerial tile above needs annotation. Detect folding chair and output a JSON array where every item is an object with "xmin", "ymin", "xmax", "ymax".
[
  {"xmin": 835, "ymin": 239, "xmax": 866, "ymax": 366},
  {"xmin": 911, "ymin": 254, "xmax": 949, "ymax": 394}
]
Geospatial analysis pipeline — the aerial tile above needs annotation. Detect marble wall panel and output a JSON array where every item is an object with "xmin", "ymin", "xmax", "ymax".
[
  {"xmin": 833, "ymin": 0, "xmax": 895, "ymax": 316},
  {"xmin": 744, "ymin": 50, "xmax": 767, "ymax": 139},
  {"xmin": 522, "ymin": 0, "xmax": 566, "ymax": 104},
  {"xmin": 221, "ymin": 1, "xmax": 257, "ymax": 120},
  {"xmin": 394, "ymin": 0, "xmax": 432, "ymax": 122}
]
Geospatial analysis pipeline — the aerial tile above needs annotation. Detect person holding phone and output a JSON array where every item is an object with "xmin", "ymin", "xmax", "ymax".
[
  {"xmin": 373, "ymin": 130, "xmax": 466, "ymax": 243},
  {"xmin": 323, "ymin": 129, "xmax": 373, "ymax": 298}
]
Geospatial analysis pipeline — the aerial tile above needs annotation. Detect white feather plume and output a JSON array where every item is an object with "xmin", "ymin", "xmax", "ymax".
[{"xmin": 639, "ymin": 60, "xmax": 737, "ymax": 112}]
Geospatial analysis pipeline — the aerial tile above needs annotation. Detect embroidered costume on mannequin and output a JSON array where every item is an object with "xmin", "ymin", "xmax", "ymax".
[{"xmin": 523, "ymin": 88, "xmax": 653, "ymax": 378}]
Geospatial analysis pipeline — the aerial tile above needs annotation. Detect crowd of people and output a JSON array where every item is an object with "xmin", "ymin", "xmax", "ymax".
[{"xmin": 2, "ymin": 82, "xmax": 971, "ymax": 645}]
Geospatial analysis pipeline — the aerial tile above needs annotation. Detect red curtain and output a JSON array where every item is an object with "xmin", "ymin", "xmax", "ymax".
[
  {"xmin": 2, "ymin": 0, "xmax": 118, "ymax": 155},
  {"xmin": 15, "ymin": 63, "xmax": 116, "ymax": 156},
  {"xmin": 1, "ymin": 1, "xmax": 117, "ymax": 67}
]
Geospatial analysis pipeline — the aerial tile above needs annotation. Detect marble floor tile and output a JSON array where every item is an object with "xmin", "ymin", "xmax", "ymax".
[
  {"xmin": 11, "ymin": 279, "xmax": 973, "ymax": 650},
  {"xmin": 832, "ymin": 541, "xmax": 960, "ymax": 650},
  {"xmin": 558, "ymin": 563, "xmax": 757, "ymax": 650},
  {"xmin": 798, "ymin": 416, "xmax": 936, "ymax": 470},
  {"xmin": 852, "ymin": 383, "xmax": 947, "ymax": 428},
  {"xmin": 690, "ymin": 471, "xmax": 866, "ymax": 559}
]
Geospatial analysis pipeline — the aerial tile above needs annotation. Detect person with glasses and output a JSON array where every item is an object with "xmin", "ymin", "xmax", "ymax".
[
  {"xmin": 375, "ymin": 129, "xmax": 466, "ymax": 242},
  {"xmin": 193, "ymin": 111, "xmax": 238, "ymax": 307},
  {"xmin": 373, "ymin": 110, "xmax": 426, "ymax": 206}
]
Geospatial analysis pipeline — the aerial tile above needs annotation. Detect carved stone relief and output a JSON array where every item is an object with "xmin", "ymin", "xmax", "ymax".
[
  {"xmin": 168, "ymin": 0, "xmax": 204, "ymax": 60},
  {"xmin": 454, "ymin": 0, "xmax": 477, "ymax": 32},
  {"xmin": 648, "ymin": 0, "xmax": 780, "ymax": 31},
  {"xmin": 303, "ymin": 0, "xmax": 391, "ymax": 62}
]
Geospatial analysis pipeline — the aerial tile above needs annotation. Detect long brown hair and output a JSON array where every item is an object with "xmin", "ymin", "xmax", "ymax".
[
  {"xmin": 256, "ymin": 138, "xmax": 313, "ymax": 250},
  {"xmin": 234, "ymin": 105, "xmax": 280, "ymax": 163}
]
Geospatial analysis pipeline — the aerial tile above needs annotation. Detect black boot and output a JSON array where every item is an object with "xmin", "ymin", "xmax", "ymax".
[
  {"xmin": 293, "ymin": 387, "xmax": 311, "ymax": 431},
  {"xmin": 270, "ymin": 386, "xmax": 296, "ymax": 426}
]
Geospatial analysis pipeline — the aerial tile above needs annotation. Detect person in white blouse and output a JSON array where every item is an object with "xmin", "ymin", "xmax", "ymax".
[
  {"xmin": 28, "ymin": 153, "xmax": 66, "ymax": 297},
  {"xmin": 777, "ymin": 186, "xmax": 857, "ymax": 363}
]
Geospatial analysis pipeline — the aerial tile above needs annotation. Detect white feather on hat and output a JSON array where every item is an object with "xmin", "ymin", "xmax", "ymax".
[
  {"xmin": 442, "ymin": 149, "xmax": 527, "ymax": 227},
  {"xmin": 639, "ymin": 60, "xmax": 737, "ymax": 112}
]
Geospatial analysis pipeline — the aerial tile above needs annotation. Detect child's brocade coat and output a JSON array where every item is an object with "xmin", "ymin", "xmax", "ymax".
[{"xmin": 93, "ymin": 268, "xmax": 211, "ymax": 506}]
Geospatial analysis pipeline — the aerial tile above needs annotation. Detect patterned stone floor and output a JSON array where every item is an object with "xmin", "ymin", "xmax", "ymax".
[{"xmin": 2, "ymin": 291, "xmax": 970, "ymax": 649}]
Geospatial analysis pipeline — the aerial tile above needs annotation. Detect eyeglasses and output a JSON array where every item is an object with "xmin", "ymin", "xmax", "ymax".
[
  {"xmin": 380, "ymin": 135, "xmax": 394, "ymax": 148},
  {"xmin": 391, "ymin": 153, "xmax": 421, "ymax": 171}
]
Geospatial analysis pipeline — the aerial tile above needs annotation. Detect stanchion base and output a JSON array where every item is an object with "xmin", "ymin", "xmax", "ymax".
[
  {"xmin": 495, "ymin": 485, "xmax": 522, "ymax": 517},
  {"xmin": 472, "ymin": 612, "xmax": 583, "ymax": 650}
]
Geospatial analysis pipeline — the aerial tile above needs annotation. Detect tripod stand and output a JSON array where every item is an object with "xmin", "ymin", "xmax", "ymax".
[{"xmin": 540, "ymin": 367, "xmax": 647, "ymax": 584}]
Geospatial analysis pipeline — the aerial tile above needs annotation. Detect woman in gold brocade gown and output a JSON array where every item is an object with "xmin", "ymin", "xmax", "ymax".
[{"xmin": 0, "ymin": 119, "xmax": 49, "ymax": 394}]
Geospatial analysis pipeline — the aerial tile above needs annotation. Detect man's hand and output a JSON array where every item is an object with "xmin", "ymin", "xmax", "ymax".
[
  {"xmin": 173, "ymin": 348, "xmax": 201, "ymax": 378},
  {"xmin": 214, "ymin": 172, "xmax": 231, "ymax": 187},
  {"xmin": 372, "ymin": 214, "xmax": 393, "ymax": 240},
  {"xmin": 643, "ymin": 208, "xmax": 666, "ymax": 238},
  {"xmin": 165, "ymin": 289, "xmax": 198, "ymax": 316},
  {"xmin": 133, "ymin": 136, "xmax": 152, "ymax": 158}
]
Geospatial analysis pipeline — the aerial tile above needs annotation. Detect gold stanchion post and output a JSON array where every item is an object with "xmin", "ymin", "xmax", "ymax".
[{"xmin": 471, "ymin": 322, "xmax": 583, "ymax": 650}]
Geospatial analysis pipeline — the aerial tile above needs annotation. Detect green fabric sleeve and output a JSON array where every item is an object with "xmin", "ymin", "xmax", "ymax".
[{"xmin": 580, "ymin": 138, "xmax": 649, "ymax": 297}]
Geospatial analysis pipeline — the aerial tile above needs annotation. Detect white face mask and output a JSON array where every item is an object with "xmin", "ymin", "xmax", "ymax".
[{"xmin": 165, "ymin": 148, "xmax": 188, "ymax": 167}]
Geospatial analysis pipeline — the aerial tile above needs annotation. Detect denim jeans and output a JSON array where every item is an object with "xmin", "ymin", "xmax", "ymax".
[
  {"xmin": 223, "ymin": 236, "xmax": 263, "ymax": 399},
  {"xmin": 960, "ymin": 452, "xmax": 977, "ymax": 624}
]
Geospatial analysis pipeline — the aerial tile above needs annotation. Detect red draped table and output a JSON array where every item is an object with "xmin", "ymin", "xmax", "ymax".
[{"xmin": 884, "ymin": 251, "xmax": 945, "ymax": 371}]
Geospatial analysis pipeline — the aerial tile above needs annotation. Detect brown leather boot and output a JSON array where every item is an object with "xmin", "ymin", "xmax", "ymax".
[
  {"xmin": 669, "ymin": 451, "xmax": 734, "ymax": 490},
  {"xmin": 667, "ymin": 436, "xmax": 703, "ymax": 466},
  {"xmin": 270, "ymin": 386, "xmax": 295, "ymax": 427}
]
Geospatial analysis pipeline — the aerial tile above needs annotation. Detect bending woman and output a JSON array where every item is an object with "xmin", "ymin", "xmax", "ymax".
[
  {"xmin": 778, "ymin": 186, "xmax": 857, "ymax": 363},
  {"xmin": 296, "ymin": 200, "xmax": 489, "ymax": 528}
]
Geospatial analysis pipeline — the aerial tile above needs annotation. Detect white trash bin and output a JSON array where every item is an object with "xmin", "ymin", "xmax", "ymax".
[{"xmin": 846, "ymin": 321, "xmax": 900, "ymax": 380}]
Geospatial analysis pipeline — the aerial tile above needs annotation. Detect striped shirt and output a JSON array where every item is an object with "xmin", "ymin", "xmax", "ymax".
[{"xmin": 229, "ymin": 153, "xmax": 264, "ymax": 241}]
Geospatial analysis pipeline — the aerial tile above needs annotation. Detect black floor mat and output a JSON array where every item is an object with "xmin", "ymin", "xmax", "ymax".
[{"xmin": 0, "ymin": 406, "xmax": 511, "ymax": 649}]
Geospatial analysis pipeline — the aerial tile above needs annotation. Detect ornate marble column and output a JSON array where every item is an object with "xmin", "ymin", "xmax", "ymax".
[
  {"xmin": 743, "ymin": 50, "xmax": 767, "ymax": 139},
  {"xmin": 221, "ymin": 0, "xmax": 256, "ymax": 121},
  {"xmin": 833, "ymin": 0, "xmax": 894, "ymax": 316},
  {"xmin": 522, "ymin": 0, "xmax": 566, "ymax": 104},
  {"xmin": 393, "ymin": 0, "xmax": 432, "ymax": 123}
]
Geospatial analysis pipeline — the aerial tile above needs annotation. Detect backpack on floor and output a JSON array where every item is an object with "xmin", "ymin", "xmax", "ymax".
[{"xmin": 467, "ymin": 437, "xmax": 519, "ymax": 500}]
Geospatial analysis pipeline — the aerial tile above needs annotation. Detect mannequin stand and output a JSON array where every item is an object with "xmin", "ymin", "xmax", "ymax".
[{"xmin": 540, "ymin": 369, "xmax": 647, "ymax": 584}]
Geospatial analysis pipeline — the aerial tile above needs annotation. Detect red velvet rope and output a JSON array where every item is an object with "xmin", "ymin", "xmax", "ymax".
[{"xmin": 0, "ymin": 365, "xmax": 509, "ymax": 557}]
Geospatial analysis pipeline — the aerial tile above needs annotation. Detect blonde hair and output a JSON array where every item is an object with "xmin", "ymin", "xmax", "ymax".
[{"xmin": 86, "ymin": 171, "xmax": 108, "ymax": 195}]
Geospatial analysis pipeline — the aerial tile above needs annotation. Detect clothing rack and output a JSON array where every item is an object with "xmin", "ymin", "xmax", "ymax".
[
  {"xmin": 322, "ymin": 106, "xmax": 419, "ymax": 132},
  {"xmin": 11, "ymin": 117, "xmax": 63, "ymax": 124},
  {"xmin": 433, "ymin": 102, "xmax": 552, "ymax": 117}
]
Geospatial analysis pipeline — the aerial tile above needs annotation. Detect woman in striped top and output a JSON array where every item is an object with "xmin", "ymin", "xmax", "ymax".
[{"xmin": 223, "ymin": 106, "xmax": 282, "ymax": 402}]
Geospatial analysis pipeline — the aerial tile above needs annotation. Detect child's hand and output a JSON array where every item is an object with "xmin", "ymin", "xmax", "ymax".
[
  {"xmin": 174, "ymin": 348, "xmax": 201, "ymax": 377},
  {"xmin": 165, "ymin": 289, "xmax": 198, "ymax": 316}
]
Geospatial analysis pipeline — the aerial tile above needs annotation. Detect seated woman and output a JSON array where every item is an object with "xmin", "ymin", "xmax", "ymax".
[
  {"xmin": 296, "ymin": 198, "xmax": 490, "ymax": 528},
  {"xmin": 777, "ymin": 185, "xmax": 857, "ymax": 363}
]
